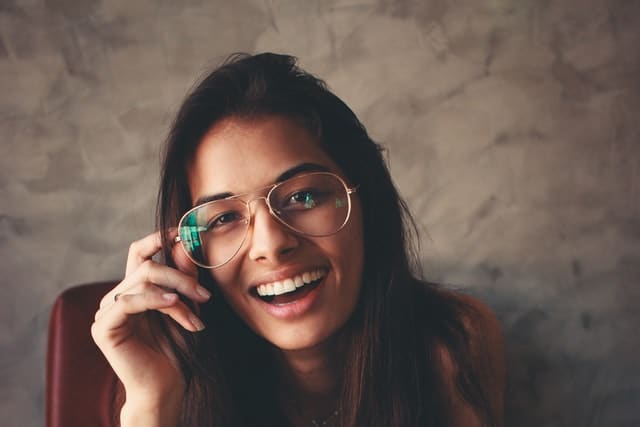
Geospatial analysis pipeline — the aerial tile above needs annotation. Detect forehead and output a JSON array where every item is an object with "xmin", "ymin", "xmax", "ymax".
[{"xmin": 188, "ymin": 116, "xmax": 339, "ymax": 199}]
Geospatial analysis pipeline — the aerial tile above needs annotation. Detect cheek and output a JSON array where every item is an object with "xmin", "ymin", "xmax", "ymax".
[
  {"xmin": 336, "ymin": 207, "xmax": 365, "ymax": 287},
  {"xmin": 348, "ymin": 204, "xmax": 365, "ymax": 256},
  {"xmin": 208, "ymin": 266, "xmax": 242, "ymax": 302}
]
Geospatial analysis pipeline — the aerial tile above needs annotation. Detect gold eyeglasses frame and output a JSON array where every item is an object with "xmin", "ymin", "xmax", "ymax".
[{"xmin": 174, "ymin": 172, "xmax": 358, "ymax": 269}]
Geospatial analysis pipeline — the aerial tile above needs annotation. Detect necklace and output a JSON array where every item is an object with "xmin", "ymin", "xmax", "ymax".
[
  {"xmin": 283, "ymin": 396, "xmax": 339, "ymax": 426},
  {"xmin": 310, "ymin": 409, "xmax": 339, "ymax": 426},
  {"xmin": 277, "ymin": 380, "xmax": 340, "ymax": 426}
]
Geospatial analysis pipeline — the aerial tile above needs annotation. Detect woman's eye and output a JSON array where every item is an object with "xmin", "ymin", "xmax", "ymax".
[
  {"xmin": 207, "ymin": 212, "xmax": 242, "ymax": 230},
  {"xmin": 287, "ymin": 191, "xmax": 318, "ymax": 209}
]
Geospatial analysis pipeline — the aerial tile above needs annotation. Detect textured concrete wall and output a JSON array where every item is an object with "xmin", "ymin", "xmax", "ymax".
[{"xmin": 1, "ymin": 1, "xmax": 638, "ymax": 426}]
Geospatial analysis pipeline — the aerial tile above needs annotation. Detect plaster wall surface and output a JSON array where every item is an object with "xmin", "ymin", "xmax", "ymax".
[{"xmin": 0, "ymin": 1, "xmax": 638, "ymax": 426}]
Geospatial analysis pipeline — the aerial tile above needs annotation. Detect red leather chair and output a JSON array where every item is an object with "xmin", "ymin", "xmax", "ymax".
[{"xmin": 46, "ymin": 281, "xmax": 120, "ymax": 427}]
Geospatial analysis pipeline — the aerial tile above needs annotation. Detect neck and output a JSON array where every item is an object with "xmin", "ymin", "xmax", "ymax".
[{"xmin": 274, "ymin": 333, "xmax": 345, "ymax": 424}]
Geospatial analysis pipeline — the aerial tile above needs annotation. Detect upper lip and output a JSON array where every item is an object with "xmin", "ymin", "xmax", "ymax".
[{"xmin": 250, "ymin": 265, "xmax": 329, "ymax": 290}]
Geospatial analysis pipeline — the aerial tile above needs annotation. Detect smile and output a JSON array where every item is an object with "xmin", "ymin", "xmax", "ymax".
[{"xmin": 255, "ymin": 269, "xmax": 326, "ymax": 297}]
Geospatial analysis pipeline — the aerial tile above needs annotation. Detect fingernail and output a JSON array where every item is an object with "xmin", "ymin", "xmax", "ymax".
[
  {"xmin": 163, "ymin": 293, "xmax": 178, "ymax": 302},
  {"xmin": 196, "ymin": 286, "xmax": 212, "ymax": 299},
  {"xmin": 189, "ymin": 314, "xmax": 206, "ymax": 331}
]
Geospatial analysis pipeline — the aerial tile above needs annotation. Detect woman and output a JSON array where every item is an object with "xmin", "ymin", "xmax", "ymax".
[{"xmin": 92, "ymin": 53, "xmax": 505, "ymax": 426}]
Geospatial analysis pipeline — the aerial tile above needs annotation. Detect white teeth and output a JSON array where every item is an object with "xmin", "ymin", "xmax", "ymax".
[
  {"xmin": 256, "ymin": 269, "xmax": 325, "ymax": 297},
  {"xmin": 283, "ymin": 278, "xmax": 296, "ymax": 293},
  {"xmin": 273, "ymin": 281, "xmax": 284, "ymax": 295}
]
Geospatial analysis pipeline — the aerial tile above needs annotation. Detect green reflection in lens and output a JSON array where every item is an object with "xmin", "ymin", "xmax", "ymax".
[
  {"xmin": 304, "ymin": 194, "xmax": 316, "ymax": 209},
  {"xmin": 180, "ymin": 213, "xmax": 207, "ymax": 254}
]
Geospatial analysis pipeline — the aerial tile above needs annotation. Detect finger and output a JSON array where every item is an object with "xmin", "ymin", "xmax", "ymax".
[
  {"xmin": 97, "ymin": 287, "xmax": 132, "ymax": 313},
  {"xmin": 94, "ymin": 287, "xmax": 176, "ymax": 322},
  {"xmin": 95, "ymin": 291, "xmax": 205, "ymax": 333},
  {"xmin": 125, "ymin": 230, "xmax": 177, "ymax": 277},
  {"xmin": 100, "ymin": 260, "xmax": 210, "ymax": 309},
  {"xmin": 167, "ymin": 245, "xmax": 205, "ymax": 319},
  {"xmin": 133, "ymin": 260, "xmax": 210, "ymax": 302},
  {"xmin": 99, "ymin": 278, "xmax": 137, "ymax": 309},
  {"xmin": 98, "ymin": 283, "xmax": 124, "ymax": 310},
  {"xmin": 156, "ymin": 299, "xmax": 206, "ymax": 332}
]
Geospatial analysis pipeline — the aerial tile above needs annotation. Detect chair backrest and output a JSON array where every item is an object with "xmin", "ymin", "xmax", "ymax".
[{"xmin": 46, "ymin": 281, "xmax": 120, "ymax": 427}]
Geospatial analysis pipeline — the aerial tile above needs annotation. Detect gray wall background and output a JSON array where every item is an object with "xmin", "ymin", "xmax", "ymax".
[{"xmin": 1, "ymin": 0, "xmax": 638, "ymax": 426}]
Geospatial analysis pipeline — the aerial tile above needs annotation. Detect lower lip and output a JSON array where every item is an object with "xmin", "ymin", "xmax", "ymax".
[{"xmin": 255, "ymin": 276, "xmax": 325, "ymax": 319}]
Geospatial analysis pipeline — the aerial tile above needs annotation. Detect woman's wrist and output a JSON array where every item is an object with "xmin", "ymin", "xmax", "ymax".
[{"xmin": 119, "ymin": 388, "xmax": 184, "ymax": 427}]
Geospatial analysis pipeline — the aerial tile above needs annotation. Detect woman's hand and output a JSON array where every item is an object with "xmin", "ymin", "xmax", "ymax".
[{"xmin": 91, "ymin": 230, "xmax": 211, "ymax": 426}]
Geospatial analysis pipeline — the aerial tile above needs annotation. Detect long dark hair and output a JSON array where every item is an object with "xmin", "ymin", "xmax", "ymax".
[{"xmin": 154, "ymin": 53, "xmax": 495, "ymax": 426}]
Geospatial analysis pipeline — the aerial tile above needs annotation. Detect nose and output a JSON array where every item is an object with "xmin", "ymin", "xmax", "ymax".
[{"xmin": 247, "ymin": 198, "xmax": 299, "ymax": 263}]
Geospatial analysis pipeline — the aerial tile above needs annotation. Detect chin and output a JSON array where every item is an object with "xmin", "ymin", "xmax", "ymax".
[{"xmin": 263, "ymin": 320, "xmax": 347, "ymax": 354}]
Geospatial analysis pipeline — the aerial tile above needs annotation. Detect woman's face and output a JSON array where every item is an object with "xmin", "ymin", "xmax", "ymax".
[{"xmin": 188, "ymin": 115, "xmax": 364, "ymax": 351}]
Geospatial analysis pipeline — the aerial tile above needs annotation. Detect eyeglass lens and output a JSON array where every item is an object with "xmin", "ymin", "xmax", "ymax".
[{"xmin": 178, "ymin": 173, "xmax": 352, "ymax": 268}]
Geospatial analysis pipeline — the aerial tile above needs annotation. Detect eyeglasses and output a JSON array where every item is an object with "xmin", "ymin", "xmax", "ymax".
[{"xmin": 175, "ymin": 172, "xmax": 358, "ymax": 269}]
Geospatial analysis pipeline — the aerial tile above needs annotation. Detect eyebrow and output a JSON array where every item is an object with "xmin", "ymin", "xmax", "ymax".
[{"xmin": 193, "ymin": 162, "xmax": 330, "ymax": 206}]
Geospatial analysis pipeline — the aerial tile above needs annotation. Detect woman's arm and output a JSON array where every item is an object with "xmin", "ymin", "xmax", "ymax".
[{"xmin": 119, "ymin": 391, "xmax": 184, "ymax": 427}]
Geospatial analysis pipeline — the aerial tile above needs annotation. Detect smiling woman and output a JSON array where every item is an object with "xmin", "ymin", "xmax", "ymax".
[
  {"xmin": 185, "ymin": 116, "xmax": 365, "ymax": 353},
  {"xmin": 90, "ymin": 53, "xmax": 505, "ymax": 427}
]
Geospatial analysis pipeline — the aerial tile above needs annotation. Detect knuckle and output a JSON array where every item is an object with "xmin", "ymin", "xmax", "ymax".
[
  {"xmin": 90, "ymin": 321, "xmax": 102, "ymax": 342},
  {"xmin": 99, "ymin": 288, "xmax": 119, "ymax": 307},
  {"xmin": 140, "ymin": 259, "xmax": 155, "ymax": 279},
  {"xmin": 141, "ymin": 259, "xmax": 154, "ymax": 270},
  {"xmin": 111, "ymin": 293, "xmax": 127, "ymax": 307},
  {"xmin": 128, "ymin": 239, "xmax": 141, "ymax": 254}
]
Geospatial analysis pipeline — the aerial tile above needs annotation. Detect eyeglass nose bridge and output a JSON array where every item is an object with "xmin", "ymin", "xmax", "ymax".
[{"xmin": 243, "ymin": 195, "xmax": 282, "ymax": 225}]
